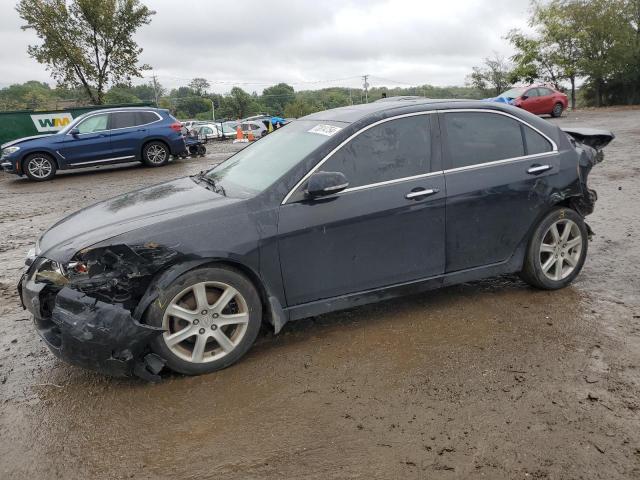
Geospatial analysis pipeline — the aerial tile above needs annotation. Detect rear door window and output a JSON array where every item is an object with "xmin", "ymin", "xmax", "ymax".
[
  {"xmin": 111, "ymin": 112, "xmax": 139, "ymax": 129},
  {"xmin": 443, "ymin": 112, "xmax": 525, "ymax": 168},
  {"xmin": 321, "ymin": 115, "xmax": 432, "ymax": 189}
]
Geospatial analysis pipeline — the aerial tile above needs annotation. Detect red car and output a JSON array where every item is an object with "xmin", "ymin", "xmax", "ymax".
[{"xmin": 495, "ymin": 85, "xmax": 569, "ymax": 117}]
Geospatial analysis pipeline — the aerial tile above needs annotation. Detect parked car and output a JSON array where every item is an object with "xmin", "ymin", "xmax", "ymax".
[
  {"xmin": 488, "ymin": 85, "xmax": 569, "ymax": 117},
  {"xmin": 194, "ymin": 123, "xmax": 238, "ymax": 140},
  {"xmin": 1, "ymin": 107, "xmax": 186, "ymax": 181},
  {"xmin": 181, "ymin": 120, "xmax": 206, "ymax": 129},
  {"xmin": 19, "ymin": 99, "xmax": 613, "ymax": 380},
  {"xmin": 241, "ymin": 120, "xmax": 268, "ymax": 138}
]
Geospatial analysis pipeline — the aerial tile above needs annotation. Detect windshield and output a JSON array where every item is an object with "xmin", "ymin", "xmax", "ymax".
[
  {"xmin": 499, "ymin": 87, "xmax": 526, "ymax": 99},
  {"xmin": 203, "ymin": 120, "xmax": 344, "ymax": 197}
]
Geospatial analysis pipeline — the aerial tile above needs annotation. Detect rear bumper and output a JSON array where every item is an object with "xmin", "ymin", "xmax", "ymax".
[
  {"xmin": 168, "ymin": 136, "xmax": 187, "ymax": 155},
  {"xmin": 19, "ymin": 274, "xmax": 164, "ymax": 379}
]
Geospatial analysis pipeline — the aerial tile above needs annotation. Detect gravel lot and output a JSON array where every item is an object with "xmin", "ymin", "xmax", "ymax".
[{"xmin": 0, "ymin": 109, "xmax": 639, "ymax": 479}]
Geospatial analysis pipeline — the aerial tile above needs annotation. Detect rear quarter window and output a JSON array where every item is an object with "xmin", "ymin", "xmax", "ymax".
[
  {"xmin": 137, "ymin": 111, "xmax": 160, "ymax": 124},
  {"xmin": 523, "ymin": 126, "xmax": 553, "ymax": 155}
]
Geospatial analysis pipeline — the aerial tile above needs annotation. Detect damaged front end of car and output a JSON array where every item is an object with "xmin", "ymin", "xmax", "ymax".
[{"xmin": 19, "ymin": 242, "xmax": 186, "ymax": 381}]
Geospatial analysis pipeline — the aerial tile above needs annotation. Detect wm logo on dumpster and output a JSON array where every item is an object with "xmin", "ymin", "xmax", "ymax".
[{"xmin": 30, "ymin": 113, "xmax": 73, "ymax": 133}]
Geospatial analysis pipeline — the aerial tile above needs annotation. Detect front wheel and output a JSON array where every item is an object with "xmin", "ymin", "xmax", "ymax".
[
  {"xmin": 23, "ymin": 153, "xmax": 57, "ymax": 181},
  {"xmin": 146, "ymin": 266, "xmax": 262, "ymax": 375},
  {"xmin": 520, "ymin": 207, "xmax": 588, "ymax": 290},
  {"xmin": 551, "ymin": 102, "xmax": 563, "ymax": 118},
  {"xmin": 142, "ymin": 141, "xmax": 170, "ymax": 167}
]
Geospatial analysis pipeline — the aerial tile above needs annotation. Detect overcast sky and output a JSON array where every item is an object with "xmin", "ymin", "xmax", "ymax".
[{"xmin": 0, "ymin": 0, "xmax": 534, "ymax": 93}]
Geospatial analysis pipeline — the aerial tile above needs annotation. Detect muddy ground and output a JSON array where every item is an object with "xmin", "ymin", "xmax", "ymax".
[{"xmin": 0, "ymin": 109, "xmax": 638, "ymax": 479}]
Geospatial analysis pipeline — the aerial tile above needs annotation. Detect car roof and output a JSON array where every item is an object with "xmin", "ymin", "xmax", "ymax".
[
  {"xmin": 85, "ymin": 106, "xmax": 160, "ymax": 113},
  {"xmin": 300, "ymin": 98, "xmax": 491, "ymax": 123},
  {"xmin": 298, "ymin": 98, "xmax": 561, "ymax": 140}
]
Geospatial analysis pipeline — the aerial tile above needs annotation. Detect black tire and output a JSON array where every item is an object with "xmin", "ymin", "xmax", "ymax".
[
  {"xmin": 520, "ymin": 207, "xmax": 588, "ymax": 290},
  {"xmin": 23, "ymin": 153, "xmax": 57, "ymax": 181},
  {"xmin": 197, "ymin": 145, "xmax": 206, "ymax": 156},
  {"xmin": 551, "ymin": 102, "xmax": 563, "ymax": 118},
  {"xmin": 146, "ymin": 266, "xmax": 262, "ymax": 375},
  {"xmin": 142, "ymin": 141, "xmax": 170, "ymax": 167}
]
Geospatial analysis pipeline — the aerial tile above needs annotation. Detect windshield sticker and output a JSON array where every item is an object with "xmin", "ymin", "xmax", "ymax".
[{"xmin": 308, "ymin": 124, "xmax": 342, "ymax": 136}]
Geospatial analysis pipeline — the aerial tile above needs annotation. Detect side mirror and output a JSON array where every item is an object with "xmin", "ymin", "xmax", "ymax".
[
  {"xmin": 520, "ymin": 95, "xmax": 528, "ymax": 100},
  {"xmin": 69, "ymin": 128, "xmax": 80, "ymax": 136},
  {"xmin": 306, "ymin": 171, "xmax": 349, "ymax": 198}
]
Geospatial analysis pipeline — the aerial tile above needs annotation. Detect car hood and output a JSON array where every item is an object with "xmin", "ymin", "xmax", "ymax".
[
  {"xmin": 1, "ymin": 133, "xmax": 57, "ymax": 149},
  {"xmin": 38, "ymin": 176, "xmax": 238, "ymax": 261}
]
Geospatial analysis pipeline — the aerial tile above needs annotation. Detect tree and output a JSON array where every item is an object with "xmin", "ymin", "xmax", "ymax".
[
  {"xmin": 562, "ymin": 0, "xmax": 629, "ymax": 106},
  {"xmin": 529, "ymin": 0, "xmax": 582, "ymax": 109},
  {"xmin": 284, "ymin": 98, "xmax": 321, "ymax": 118},
  {"xmin": 189, "ymin": 78, "xmax": 210, "ymax": 96},
  {"xmin": 104, "ymin": 85, "xmax": 141, "ymax": 104},
  {"xmin": 262, "ymin": 83, "xmax": 295, "ymax": 116},
  {"xmin": 17, "ymin": 0, "xmax": 155, "ymax": 105},
  {"xmin": 467, "ymin": 54, "xmax": 512, "ymax": 96},
  {"xmin": 506, "ymin": 30, "xmax": 566, "ymax": 89},
  {"xmin": 225, "ymin": 87, "xmax": 256, "ymax": 119}
]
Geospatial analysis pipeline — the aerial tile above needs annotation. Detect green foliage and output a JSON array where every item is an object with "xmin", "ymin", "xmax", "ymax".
[
  {"xmin": 0, "ymin": 81, "xmax": 55, "ymax": 110},
  {"xmin": 104, "ymin": 85, "xmax": 141, "ymax": 104},
  {"xmin": 16, "ymin": 0, "xmax": 155, "ymax": 105},
  {"xmin": 189, "ymin": 78, "xmax": 210, "ymax": 96},
  {"xmin": 262, "ymin": 83, "xmax": 295, "ymax": 116},
  {"xmin": 507, "ymin": 0, "xmax": 640, "ymax": 107}
]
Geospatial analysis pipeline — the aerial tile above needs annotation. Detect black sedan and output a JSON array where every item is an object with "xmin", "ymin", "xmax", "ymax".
[{"xmin": 18, "ymin": 99, "xmax": 613, "ymax": 380}]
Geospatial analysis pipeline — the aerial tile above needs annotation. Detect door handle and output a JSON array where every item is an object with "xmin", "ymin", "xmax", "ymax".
[
  {"xmin": 405, "ymin": 188, "xmax": 439, "ymax": 200},
  {"xmin": 527, "ymin": 164, "xmax": 552, "ymax": 174}
]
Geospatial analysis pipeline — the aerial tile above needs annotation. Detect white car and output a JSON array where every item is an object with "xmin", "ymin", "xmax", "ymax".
[
  {"xmin": 241, "ymin": 120, "xmax": 268, "ymax": 138},
  {"xmin": 194, "ymin": 123, "xmax": 238, "ymax": 140}
]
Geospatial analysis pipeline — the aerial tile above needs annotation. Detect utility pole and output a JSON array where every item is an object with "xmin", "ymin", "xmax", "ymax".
[
  {"xmin": 151, "ymin": 72, "xmax": 160, "ymax": 106},
  {"xmin": 362, "ymin": 74, "xmax": 369, "ymax": 103}
]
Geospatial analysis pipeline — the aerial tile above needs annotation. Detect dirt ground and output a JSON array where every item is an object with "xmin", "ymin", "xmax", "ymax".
[{"xmin": 0, "ymin": 109, "xmax": 639, "ymax": 479}]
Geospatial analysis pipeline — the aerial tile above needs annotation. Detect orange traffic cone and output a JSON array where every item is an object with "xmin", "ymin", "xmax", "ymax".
[
  {"xmin": 235, "ymin": 126, "xmax": 243, "ymax": 141},
  {"xmin": 247, "ymin": 129, "xmax": 255, "ymax": 141}
]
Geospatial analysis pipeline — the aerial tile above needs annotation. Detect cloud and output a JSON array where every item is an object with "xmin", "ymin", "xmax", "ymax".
[{"xmin": 0, "ymin": 0, "xmax": 532, "ymax": 92}]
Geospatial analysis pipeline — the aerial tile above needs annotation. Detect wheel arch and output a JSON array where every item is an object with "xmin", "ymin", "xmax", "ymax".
[{"xmin": 134, "ymin": 257, "xmax": 284, "ymax": 333}]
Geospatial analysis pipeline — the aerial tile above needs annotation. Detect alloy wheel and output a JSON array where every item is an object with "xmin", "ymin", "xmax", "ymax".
[
  {"xmin": 162, "ymin": 281, "xmax": 250, "ymax": 363},
  {"xmin": 539, "ymin": 219, "xmax": 582, "ymax": 281},
  {"xmin": 146, "ymin": 144, "xmax": 167, "ymax": 164},
  {"xmin": 27, "ymin": 157, "xmax": 53, "ymax": 179}
]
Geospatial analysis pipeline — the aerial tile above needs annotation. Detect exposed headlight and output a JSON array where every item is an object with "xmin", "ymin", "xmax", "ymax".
[
  {"xmin": 1, "ymin": 146, "xmax": 20, "ymax": 158},
  {"xmin": 33, "ymin": 258, "xmax": 68, "ymax": 286}
]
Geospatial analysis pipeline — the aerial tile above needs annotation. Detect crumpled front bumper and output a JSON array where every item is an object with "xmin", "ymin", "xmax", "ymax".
[{"xmin": 19, "ymin": 274, "xmax": 165, "ymax": 380}]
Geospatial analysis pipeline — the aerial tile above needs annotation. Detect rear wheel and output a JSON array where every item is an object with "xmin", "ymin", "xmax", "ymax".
[
  {"xmin": 520, "ymin": 208, "xmax": 588, "ymax": 289},
  {"xmin": 551, "ymin": 102, "xmax": 563, "ymax": 118},
  {"xmin": 147, "ymin": 266, "xmax": 262, "ymax": 375},
  {"xmin": 23, "ymin": 153, "xmax": 57, "ymax": 181},
  {"xmin": 142, "ymin": 141, "xmax": 170, "ymax": 167}
]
